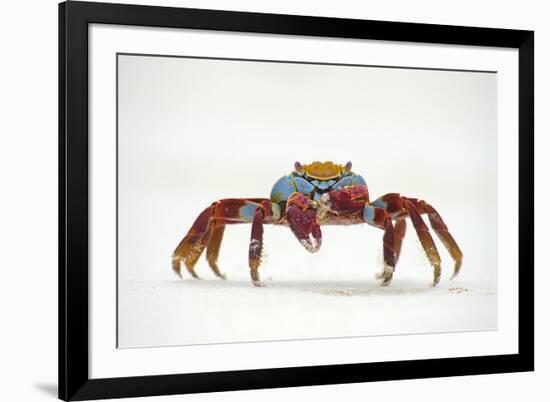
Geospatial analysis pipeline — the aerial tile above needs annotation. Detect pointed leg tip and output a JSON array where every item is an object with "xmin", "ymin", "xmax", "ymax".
[
  {"xmin": 171, "ymin": 264, "xmax": 183, "ymax": 279},
  {"xmin": 299, "ymin": 239, "xmax": 321, "ymax": 253},
  {"xmin": 172, "ymin": 257, "xmax": 183, "ymax": 279},
  {"xmin": 252, "ymin": 280, "xmax": 265, "ymax": 287},
  {"xmin": 380, "ymin": 280, "xmax": 391, "ymax": 287},
  {"xmin": 208, "ymin": 264, "xmax": 227, "ymax": 280},
  {"xmin": 218, "ymin": 273, "xmax": 227, "ymax": 280},
  {"xmin": 451, "ymin": 266, "xmax": 462, "ymax": 280},
  {"xmin": 376, "ymin": 265, "xmax": 394, "ymax": 285},
  {"xmin": 376, "ymin": 272, "xmax": 393, "ymax": 286},
  {"xmin": 187, "ymin": 270, "xmax": 200, "ymax": 279}
]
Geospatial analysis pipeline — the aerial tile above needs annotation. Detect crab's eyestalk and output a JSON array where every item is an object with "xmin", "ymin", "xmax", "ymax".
[
  {"xmin": 294, "ymin": 161, "xmax": 305, "ymax": 176},
  {"xmin": 343, "ymin": 161, "xmax": 352, "ymax": 173}
]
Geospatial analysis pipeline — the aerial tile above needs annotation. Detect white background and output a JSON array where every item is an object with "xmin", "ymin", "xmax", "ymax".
[
  {"xmin": 117, "ymin": 41, "xmax": 499, "ymax": 348},
  {"xmin": 0, "ymin": 0, "xmax": 546, "ymax": 401}
]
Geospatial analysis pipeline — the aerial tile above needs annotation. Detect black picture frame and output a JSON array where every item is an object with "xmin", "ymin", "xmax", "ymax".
[{"xmin": 59, "ymin": 1, "xmax": 534, "ymax": 400}]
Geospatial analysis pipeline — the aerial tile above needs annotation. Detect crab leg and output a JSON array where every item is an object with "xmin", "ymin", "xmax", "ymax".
[
  {"xmin": 326, "ymin": 185, "xmax": 401, "ymax": 284},
  {"xmin": 394, "ymin": 219, "xmax": 407, "ymax": 264},
  {"xmin": 172, "ymin": 202, "xmax": 216, "ymax": 279},
  {"xmin": 372, "ymin": 193, "xmax": 462, "ymax": 283},
  {"xmin": 363, "ymin": 205, "xmax": 397, "ymax": 285},
  {"xmin": 402, "ymin": 198, "xmax": 442, "ymax": 286},
  {"xmin": 205, "ymin": 225, "xmax": 226, "ymax": 279},
  {"xmin": 172, "ymin": 198, "xmax": 280, "ymax": 280},
  {"xmin": 326, "ymin": 185, "xmax": 400, "ymax": 284},
  {"xmin": 407, "ymin": 198, "xmax": 463, "ymax": 278},
  {"xmin": 372, "ymin": 193, "xmax": 442, "ymax": 285},
  {"xmin": 249, "ymin": 208, "xmax": 265, "ymax": 286}
]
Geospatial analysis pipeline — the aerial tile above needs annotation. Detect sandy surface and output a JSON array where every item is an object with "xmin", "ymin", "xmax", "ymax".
[{"xmin": 118, "ymin": 220, "xmax": 497, "ymax": 348}]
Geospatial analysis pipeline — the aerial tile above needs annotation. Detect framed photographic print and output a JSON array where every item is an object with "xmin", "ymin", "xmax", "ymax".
[{"xmin": 59, "ymin": 1, "xmax": 534, "ymax": 400}]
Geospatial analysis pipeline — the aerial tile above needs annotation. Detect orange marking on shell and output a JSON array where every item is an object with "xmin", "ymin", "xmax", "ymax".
[
  {"xmin": 304, "ymin": 161, "xmax": 343, "ymax": 180},
  {"xmin": 346, "ymin": 185, "xmax": 369, "ymax": 200}
]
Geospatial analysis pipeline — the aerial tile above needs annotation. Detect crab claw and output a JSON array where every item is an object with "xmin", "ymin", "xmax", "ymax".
[{"xmin": 286, "ymin": 193, "xmax": 322, "ymax": 253}]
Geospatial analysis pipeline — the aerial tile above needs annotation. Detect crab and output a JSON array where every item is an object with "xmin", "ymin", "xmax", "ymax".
[{"xmin": 172, "ymin": 161, "xmax": 463, "ymax": 287}]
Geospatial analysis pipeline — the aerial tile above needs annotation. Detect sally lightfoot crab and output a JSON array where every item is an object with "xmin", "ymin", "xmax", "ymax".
[{"xmin": 172, "ymin": 161, "xmax": 463, "ymax": 287}]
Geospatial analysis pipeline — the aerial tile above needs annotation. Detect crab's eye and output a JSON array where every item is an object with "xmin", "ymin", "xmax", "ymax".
[
  {"xmin": 343, "ymin": 161, "xmax": 352, "ymax": 172},
  {"xmin": 294, "ymin": 161, "xmax": 305, "ymax": 175}
]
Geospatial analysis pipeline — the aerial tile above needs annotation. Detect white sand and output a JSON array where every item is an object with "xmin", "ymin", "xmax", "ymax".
[{"xmin": 118, "ymin": 217, "xmax": 497, "ymax": 348}]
